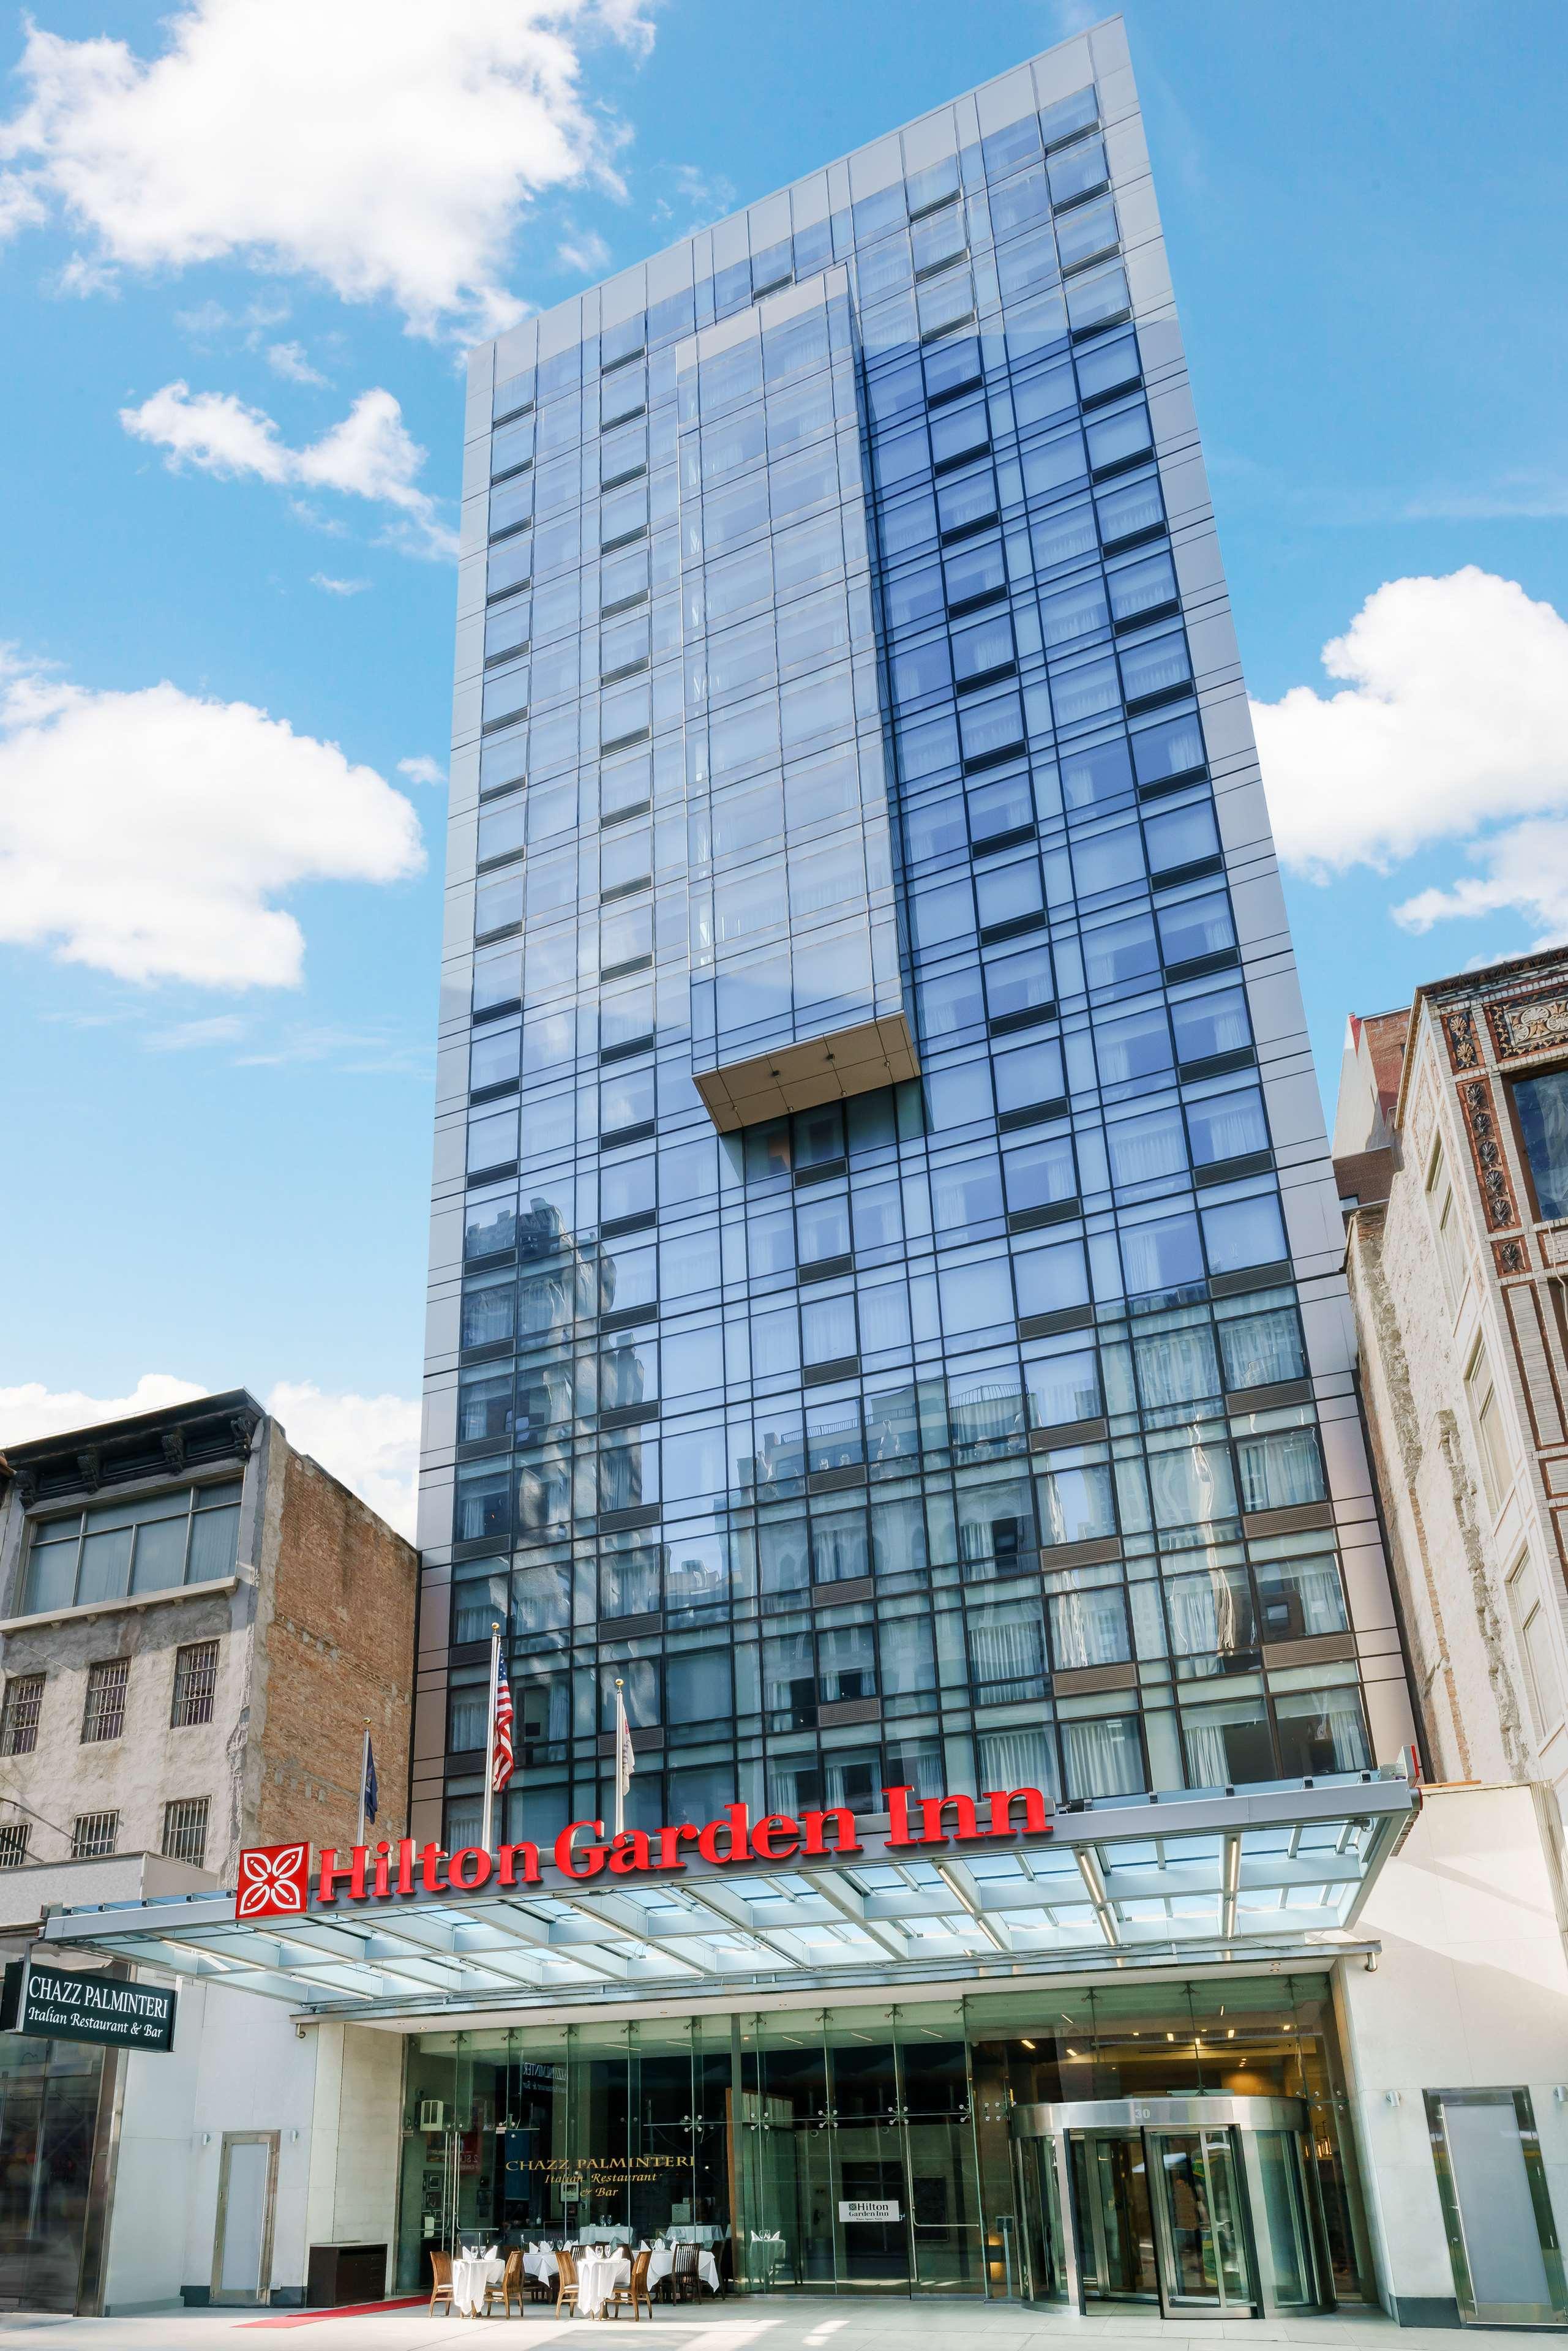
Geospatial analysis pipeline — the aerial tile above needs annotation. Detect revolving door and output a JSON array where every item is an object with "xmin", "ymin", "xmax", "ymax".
[{"xmin": 1013, "ymin": 2096, "xmax": 1329, "ymax": 2318}]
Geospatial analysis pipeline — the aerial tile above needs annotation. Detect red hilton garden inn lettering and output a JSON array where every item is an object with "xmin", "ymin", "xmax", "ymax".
[{"xmin": 233, "ymin": 1787, "xmax": 1054, "ymax": 1920}]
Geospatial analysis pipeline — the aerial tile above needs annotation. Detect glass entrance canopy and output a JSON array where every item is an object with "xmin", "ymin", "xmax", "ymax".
[{"xmin": 41, "ymin": 1780, "xmax": 1414, "ymax": 2024}]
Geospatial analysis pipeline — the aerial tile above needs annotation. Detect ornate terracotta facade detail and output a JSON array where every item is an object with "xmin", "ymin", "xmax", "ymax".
[
  {"xmin": 1494, "ymin": 1236, "xmax": 1528, "ymax": 1278},
  {"xmin": 1408, "ymin": 1076, "xmax": 1436, "ymax": 1164},
  {"xmin": 1441, "ymin": 1007, "xmax": 1480, "ymax": 1070},
  {"xmin": 1459, "ymin": 1076, "xmax": 1519, "ymax": 1232},
  {"xmin": 1487, "ymin": 992, "xmax": 1568, "ymax": 1062}
]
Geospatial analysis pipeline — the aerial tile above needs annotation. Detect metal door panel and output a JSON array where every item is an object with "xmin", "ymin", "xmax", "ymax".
[
  {"xmin": 210, "ymin": 2131, "xmax": 279, "ymax": 2307},
  {"xmin": 1427, "ymin": 2090, "xmax": 1568, "ymax": 2327}
]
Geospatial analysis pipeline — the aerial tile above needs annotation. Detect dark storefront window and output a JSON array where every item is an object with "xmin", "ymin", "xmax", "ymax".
[{"xmin": 0, "ymin": 2033, "xmax": 105, "ymax": 2311}]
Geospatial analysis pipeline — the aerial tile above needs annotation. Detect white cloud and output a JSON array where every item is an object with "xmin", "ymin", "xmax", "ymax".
[
  {"xmin": 0, "ymin": 660, "xmax": 424, "ymax": 988},
  {"xmin": 231, "ymin": 1022, "xmax": 431, "ymax": 1074},
  {"xmin": 121, "ymin": 381, "xmax": 455, "ymax": 558},
  {"xmin": 0, "ymin": 1376, "xmax": 420, "ymax": 1541},
  {"xmin": 0, "ymin": 0, "xmax": 653, "ymax": 337},
  {"xmin": 124, "ymin": 381, "xmax": 285, "ymax": 476},
  {"xmin": 264, "ymin": 1382, "xmax": 420, "ymax": 1539},
  {"xmin": 0, "ymin": 1376, "xmax": 206, "ymax": 1446},
  {"xmin": 1392, "ymin": 822, "xmax": 1568, "ymax": 940},
  {"xmin": 312, "ymin": 573, "xmax": 369, "ymax": 596},
  {"xmin": 144, "ymin": 1013, "xmax": 247, "ymax": 1051},
  {"xmin": 267, "ymin": 339, "xmax": 325, "ymax": 385},
  {"xmin": 557, "ymin": 225, "xmax": 610, "ymax": 276},
  {"xmin": 651, "ymin": 162, "xmax": 736, "ymax": 235},
  {"xmin": 0, "ymin": 175, "xmax": 44, "ymax": 240},
  {"xmin": 398, "ymin": 755, "xmax": 446, "ymax": 787},
  {"xmin": 176, "ymin": 293, "xmax": 290, "ymax": 347},
  {"xmin": 1253, "ymin": 568, "xmax": 1568, "ymax": 936},
  {"xmin": 54, "ymin": 250, "xmax": 118, "ymax": 296},
  {"xmin": 1043, "ymin": 0, "xmax": 1103, "ymax": 34}
]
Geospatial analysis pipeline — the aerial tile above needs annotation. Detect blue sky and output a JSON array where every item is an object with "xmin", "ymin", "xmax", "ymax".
[{"xmin": 1, "ymin": 0, "xmax": 1565, "ymax": 1522}]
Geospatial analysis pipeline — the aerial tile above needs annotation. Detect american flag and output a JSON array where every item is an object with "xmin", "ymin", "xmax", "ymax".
[{"xmin": 491, "ymin": 1654, "xmax": 515, "ymax": 1794}]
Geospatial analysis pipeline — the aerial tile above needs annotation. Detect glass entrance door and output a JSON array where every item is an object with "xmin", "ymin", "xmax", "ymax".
[
  {"xmin": 832, "ymin": 2125, "xmax": 908, "ymax": 2290},
  {"xmin": 1147, "ymin": 2129, "xmax": 1256, "ymax": 2314},
  {"xmin": 1069, "ymin": 2132, "xmax": 1158, "ymax": 2301},
  {"xmin": 1016, "ymin": 2098, "xmax": 1329, "ymax": 2320},
  {"xmin": 906, "ymin": 2117, "xmax": 981, "ymax": 2293},
  {"xmin": 1248, "ymin": 2128, "xmax": 1321, "ymax": 2309},
  {"xmin": 1063, "ymin": 2128, "xmax": 1258, "ymax": 2315}
]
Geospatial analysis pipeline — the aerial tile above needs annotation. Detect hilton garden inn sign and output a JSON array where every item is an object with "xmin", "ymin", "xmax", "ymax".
[{"xmin": 234, "ymin": 1785, "xmax": 1056, "ymax": 1918}]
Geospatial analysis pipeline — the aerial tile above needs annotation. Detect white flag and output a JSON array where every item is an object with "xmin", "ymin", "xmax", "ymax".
[{"xmin": 614, "ymin": 1681, "xmax": 636, "ymax": 1837}]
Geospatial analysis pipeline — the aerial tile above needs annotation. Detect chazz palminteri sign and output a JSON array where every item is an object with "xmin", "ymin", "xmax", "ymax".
[{"xmin": 1, "ymin": 1957, "xmax": 176, "ymax": 2052}]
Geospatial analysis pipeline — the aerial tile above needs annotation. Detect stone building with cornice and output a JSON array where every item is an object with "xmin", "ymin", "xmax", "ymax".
[{"xmin": 1334, "ymin": 950, "xmax": 1568, "ymax": 1813}]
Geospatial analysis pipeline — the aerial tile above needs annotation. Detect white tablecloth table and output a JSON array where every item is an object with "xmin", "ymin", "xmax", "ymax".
[
  {"xmin": 647, "ymin": 2245, "xmax": 720, "ymax": 2297},
  {"xmin": 575, "ymin": 2252, "xmax": 631, "ymax": 2316},
  {"xmin": 451, "ymin": 2253, "xmax": 505, "ymax": 2316},
  {"xmin": 747, "ymin": 2232, "xmax": 786, "ymax": 2284},
  {"xmin": 523, "ymin": 2246, "xmax": 558, "ymax": 2287}
]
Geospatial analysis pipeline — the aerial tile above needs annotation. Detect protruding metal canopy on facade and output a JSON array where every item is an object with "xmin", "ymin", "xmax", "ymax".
[{"xmin": 41, "ymin": 1780, "xmax": 1416, "ymax": 2023}]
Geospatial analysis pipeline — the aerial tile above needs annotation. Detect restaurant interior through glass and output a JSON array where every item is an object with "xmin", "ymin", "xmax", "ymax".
[{"xmin": 396, "ymin": 1973, "xmax": 1370, "ymax": 2308}]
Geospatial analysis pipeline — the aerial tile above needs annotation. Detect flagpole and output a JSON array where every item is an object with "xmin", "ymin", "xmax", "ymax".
[
  {"xmin": 356, "ymin": 1717, "xmax": 370, "ymax": 1845},
  {"xmin": 615, "ymin": 1677, "xmax": 626, "ymax": 1839},
  {"xmin": 480, "ymin": 1621, "xmax": 501, "ymax": 1853}
]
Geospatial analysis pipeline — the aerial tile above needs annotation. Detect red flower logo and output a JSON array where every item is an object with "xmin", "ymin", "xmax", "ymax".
[{"xmin": 235, "ymin": 1842, "xmax": 310, "ymax": 1921}]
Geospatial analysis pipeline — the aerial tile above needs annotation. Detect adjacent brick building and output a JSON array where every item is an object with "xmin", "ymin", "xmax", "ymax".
[
  {"xmin": 0, "ymin": 1389, "xmax": 417, "ymax": 2314},
  {"xmin": 0, "ymin": 1389, "xmax": 417, "ymax": 1889}
]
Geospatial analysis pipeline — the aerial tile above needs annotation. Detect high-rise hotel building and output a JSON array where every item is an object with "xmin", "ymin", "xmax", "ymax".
[
  {"xmin": 37, "ymin": 17, "xmax": 1568, "ymax": 2330},
  {"xmin": 420, "ymin": 25, "xmax": 1416, "ymax": 1867},
  {"xmin": 397, "ymin": 10, "xmax": 1452, "ymax": 2307}
]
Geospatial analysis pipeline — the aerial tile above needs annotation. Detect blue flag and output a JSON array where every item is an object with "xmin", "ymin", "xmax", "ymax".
[{"xmin": 363, "ymin": 1736, "xmax": 379, "ymax": 1828}]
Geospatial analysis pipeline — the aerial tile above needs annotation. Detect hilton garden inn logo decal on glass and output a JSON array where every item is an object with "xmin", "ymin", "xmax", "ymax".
[{"xmin": 235, "ymin": 1840, "xmax": 310, "ymax": 1920}]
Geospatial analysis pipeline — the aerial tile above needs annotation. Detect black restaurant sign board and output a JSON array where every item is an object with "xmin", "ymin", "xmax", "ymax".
[{"xmin": 0, "ymin": 1959, "xmax": 176, "ymax": 2052}]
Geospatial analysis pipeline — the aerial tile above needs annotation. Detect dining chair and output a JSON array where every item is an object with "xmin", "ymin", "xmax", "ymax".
[
  {"xmin": 672, "ymin": 2243, "xmax": 699, "ymax": 2304},
  {"xmin": 429, "ymin": 2249, "xmax": 454, "ymax": 2317},
  {"xmin": 483, "ymin": 2248, "xmax": 524, "ymax": 2320},
  {"xmin": 555, "ymin": 2244, "xmax": 580, "ymax": 2317},
  {"xmin": 606, "ymin": 2246, "xmax": 652, "ymax": 2322}
]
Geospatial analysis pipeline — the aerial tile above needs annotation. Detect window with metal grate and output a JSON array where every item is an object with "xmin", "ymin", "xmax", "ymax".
[
  {"xmin": 171, "ymin": 1641, "xmax": 219, "ymax": 1728},
  {"xmin": 71, "ymin": 1810, "xmax": 118, "ymax": 1859},
  {"xmin": 0, "ymin": 1674, "xmax": 43, "ymax": 1757},
  {"xmin": 161, "ymin": 1796, "xmax": 210, "ymax": 1868},
  {"xmin": 81, "ymin": 1659, "xmax": 129, "ymax": 1744}
]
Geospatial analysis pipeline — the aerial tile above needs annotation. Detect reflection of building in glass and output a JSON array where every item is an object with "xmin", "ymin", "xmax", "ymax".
[{"xmin": 420, "ymin": 15, "xmax": 1418, "ymax": 1862}]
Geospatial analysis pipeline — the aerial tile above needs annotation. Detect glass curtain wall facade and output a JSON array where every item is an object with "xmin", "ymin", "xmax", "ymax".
[
  {"xmin": 419, "ymin": 22, "xmax": 1411, "ymax": 1884},
  {"xmin": 394, "ymin": 1977, "xmax": 1368, "ymax": 2303}
]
